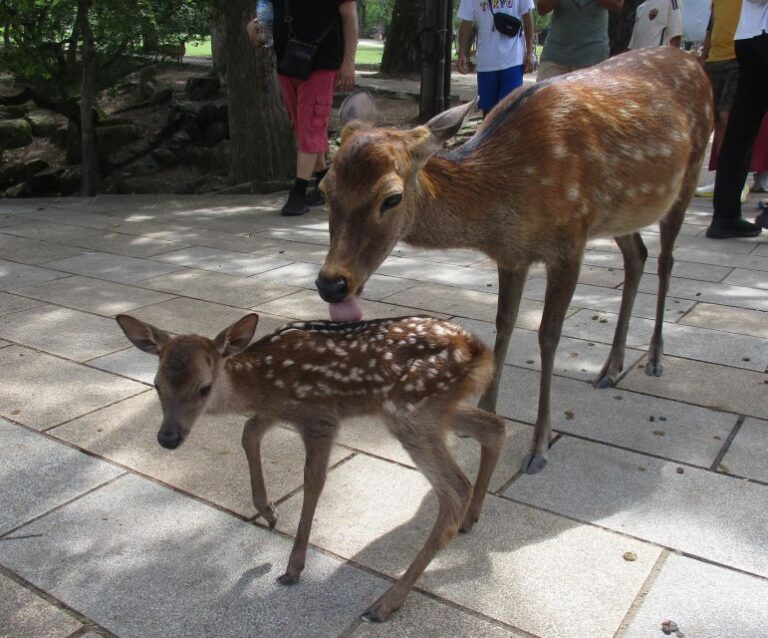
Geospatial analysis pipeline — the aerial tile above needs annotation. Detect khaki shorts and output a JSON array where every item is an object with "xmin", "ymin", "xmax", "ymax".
[
  {"xmin": 704, "ymin": 58, "xmax": 739, "ymax": 114},
  {"xmin": 536, "ymin": 60, "xmax": 590, "ymax": 82}
]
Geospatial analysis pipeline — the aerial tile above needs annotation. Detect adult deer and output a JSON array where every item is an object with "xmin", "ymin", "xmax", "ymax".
[
  {"xmin": 315, "ymin": 48, "xmax": 713, "ymax": 474},
  {"xmin": 116, "ymin": 313, "xmax": 505, "ymax": 622}
]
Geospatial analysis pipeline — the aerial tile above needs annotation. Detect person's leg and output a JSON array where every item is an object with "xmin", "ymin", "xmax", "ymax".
[
  {"xmin": 698, "ymin": 60, "xmax": 737, "ymax": 196},
  {"xmin": 476, "ymin": 70, "xmax": 501, "ymax": 116},
  {"xmin": 277, "ymin": 75, "xmax": 310, "ymax": 216},
  {"xmin": 709, "ymin": 35, "xmax": 768, "ymax": 237}
]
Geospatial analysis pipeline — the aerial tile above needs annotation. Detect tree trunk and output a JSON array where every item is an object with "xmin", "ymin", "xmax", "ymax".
[
  {"xmin": 609, "ymin": 0, "xmax": 641, "ymax": 56},
  {"xmin": 211, "ymin": 9, "xmax": 228, "ymax": 83},
  {"xmin": 78, "ymin": 0, "xmax": 99, "ymax": 195},
  {"xmin": 380, "ymin": 0, "xmax": 422, "ymax": 75},
  {"xmin": 222, "ymin": 0, "xmax": 295, "ymax": 188},
  {"xmin": 357, "ymin": 0, "xmax": 366, "ymax": 38}
]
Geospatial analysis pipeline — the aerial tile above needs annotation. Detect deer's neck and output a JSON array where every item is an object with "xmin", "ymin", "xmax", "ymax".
[{"xmin": 207, "ymin": 354, "xmax": 267, "ymax": 415}]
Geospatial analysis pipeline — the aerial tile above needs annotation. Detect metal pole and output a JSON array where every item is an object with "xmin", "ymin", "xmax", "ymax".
[{"xmin": 419, "ymin": 0, "xmax": 438, "ymax": 121}]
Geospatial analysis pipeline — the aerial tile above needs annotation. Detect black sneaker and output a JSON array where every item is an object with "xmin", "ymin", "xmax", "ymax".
[
  {"xmin": 755, "ymin": 210, "xmax": 768, "ymax": 229},
  {"xmin": 281, "ymin": 191, "xmax": 309, "ymax": 216},
  {"xmin": 305, "ymin": 187, "xmax": 325, "ymax": 207},
  {"xmin": 705, "ymin": 218, "xmax": 762, "ymax": 239}
]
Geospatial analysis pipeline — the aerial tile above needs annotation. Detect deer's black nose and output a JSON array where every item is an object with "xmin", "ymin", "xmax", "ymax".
[
  {"xmin": 157, "ymin": 428, "xmax": 182, "ymax": 449},
  {"xmin": 315, "ymin": 276, "xmax": 348, "ymax": 303}
]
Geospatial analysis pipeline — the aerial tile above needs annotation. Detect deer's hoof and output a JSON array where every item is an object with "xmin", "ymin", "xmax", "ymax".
[
  {"xmin": 276, "ymin": 572, "xmax": 299, "ymax": 586},
  {"xmin": 522, "ymin": 453, "xmax": 548, "ymax": 474},
  {"xmin": 261, "ymin": 505, "xmax": 278, "ymax": 530},
  {"xmin": 645, "ymin": 361, "xmax": 664, "ymax": 378},
  {"xmin": 594, "ymin": 374, "xmax": 617, "ymax": 389},
  {"xmin": 459, "ymin": 515, "xmax": 478, "ymax": 534}
]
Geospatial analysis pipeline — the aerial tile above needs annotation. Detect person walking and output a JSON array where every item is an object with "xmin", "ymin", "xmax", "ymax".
[
  {"xmin": 457, "ymin": 0, "xmax": 537, "ymax": 115},
  {"xmin": 627, "ymin": 0, "xmax": 683, "ymax": 50},
  {"xmin": 248, "ymin": 0, "xmax": 357, "ymax": 216}
]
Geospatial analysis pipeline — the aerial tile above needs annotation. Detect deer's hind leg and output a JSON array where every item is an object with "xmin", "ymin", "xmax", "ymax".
[
  {"xmin": 595, "ymin": 233, "xmax": 648, "ymax": 389},
  {"xmin": 450, "ymin": 403, "xmax": 506, "ymax": 532},
  {"xmin": 242, "ymin": 415, "xmax": 278, "ymax": 528},
  {"xmin": 365, "ymin": 410, "xmax": 471, "ymax": 622},
  {"xmin": 646, "ymin": 197, "xmax": 687, "ymax": 377}
]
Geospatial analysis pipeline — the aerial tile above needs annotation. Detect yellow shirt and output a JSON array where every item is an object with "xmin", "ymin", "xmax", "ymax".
[{"xmin": 709, "ymin": 0, "xmax": 740, "ymax": 62}]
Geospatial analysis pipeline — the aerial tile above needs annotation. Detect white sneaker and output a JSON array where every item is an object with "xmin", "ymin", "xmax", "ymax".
[
  {"xmin": 695, "ymin": 183, "xmax": 714, "ymax": 197},
  {"xmin": 741, "ymin": 182, "xmax": 750, "ymax": 203}
]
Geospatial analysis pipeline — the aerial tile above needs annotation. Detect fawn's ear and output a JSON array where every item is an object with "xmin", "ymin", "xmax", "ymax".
[
  {"xmin": 214, "ymin": 313, "xmax": 260, "ymax": 358},
  {"xmin": 424, "ymin": 97, "xmax": 478, "ymax": 146},
  {"xmin": 116, "ymin": 315, "xmax": 171, "ymax": 356}
]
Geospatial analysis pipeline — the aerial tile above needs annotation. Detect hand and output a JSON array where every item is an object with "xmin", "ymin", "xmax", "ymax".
[
  {"xmin": 524, "ymin": 51, "xmax": 537, "ymax": 74},
  {"xmin": 247, "ymin": 21, "xmax": 265, "ymax": 47},
  {"xmin": 338, "ymin": 59, "xmax": 355, "ymax": 93},
  {"xmin": 458, "ymin": 53, "xmax": 468, "ymax": 75}
]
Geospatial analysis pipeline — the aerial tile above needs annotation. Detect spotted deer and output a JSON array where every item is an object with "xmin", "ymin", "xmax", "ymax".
[
  {"xmin": 158, "ymin": 41, "xmax": 186, "ymax": 68},
  {"xmin": 116, "ymin": 312, "xmax": 506, "ymax": 622},
  {"xmin": 315, "ymin": 47, "xmax": 713, "ymax": 474}
]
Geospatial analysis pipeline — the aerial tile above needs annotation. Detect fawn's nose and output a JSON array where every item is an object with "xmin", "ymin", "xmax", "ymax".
[
  {"xmin": 157, "ymin": 428, "xmax": 182, "ymax": 449},
  {"xmin": 315, "ymin": 276, "xmax": 348, "ymax": 303}
]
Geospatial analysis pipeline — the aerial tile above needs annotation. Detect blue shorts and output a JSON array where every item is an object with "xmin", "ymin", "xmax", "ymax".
[{"xmin": 477, "ymin": 65, "xmax": 524, "ymax": 112}]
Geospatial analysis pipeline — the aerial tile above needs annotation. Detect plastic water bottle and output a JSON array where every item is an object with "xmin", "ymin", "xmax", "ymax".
[{"xmin": 255, "ymin": 0, "xmax": 273, "ymax": 48}]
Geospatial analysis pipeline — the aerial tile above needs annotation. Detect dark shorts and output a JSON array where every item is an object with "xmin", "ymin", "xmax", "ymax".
[
  {"xmin": 704, "ymin": 58, "xmax": 739, "ymax": 114},
  {"xmin": 477, "ymin": 65, "xmax": 524, "ymax": 111}
]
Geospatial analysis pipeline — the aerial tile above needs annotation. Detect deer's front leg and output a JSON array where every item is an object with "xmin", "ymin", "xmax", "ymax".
[
  {"xmin": 524, "ymin": 254, "xmax": 581, "ymax": 474},
  {"xmin": 278, "ymin": 421, "xmax": 337, "ymax": 586},
  {"xmin": 478, "ymin": 266, "xmax": 529, "ymax": 413},
  {"xmin": 242, "ymin": 415, "xmax": 278, "ymax": 528}
]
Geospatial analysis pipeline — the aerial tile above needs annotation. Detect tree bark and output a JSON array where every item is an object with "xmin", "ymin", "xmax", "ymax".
[
  {"xmin": 78, "ymin": 0, "xmax": 99, "ymax": 195},
  {"xmin": 211, "ymin": 9, "xmax": 227, "ymax": 82},
  {"xmin": 221, "ymin": 0, "xmax": 295, "ymax": 188},
  {"xmin": 380, "ymin": 0, "xmax": 422, "ymax": 75}
]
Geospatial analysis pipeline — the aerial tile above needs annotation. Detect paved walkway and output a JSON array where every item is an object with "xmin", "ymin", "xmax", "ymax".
[{"xmin": 0, "ymin": 176, "xmax": 766, "ymax": 638}]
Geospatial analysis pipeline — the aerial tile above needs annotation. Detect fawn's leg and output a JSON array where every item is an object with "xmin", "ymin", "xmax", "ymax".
[
  {"xmin": 479, "ymin": 266, "xmax": 529, "ymax": 413},
  {"xmin": 278, "ymin": 420, "xmax": 337, "ymax": 585},
  {"xmin": 363, "ymin": 417, "xmax": 471, "ymax": 622},
  {"xmin": 450, "ymin": 403, "xmax": 506, "ymax": 532},
  {"xmin": 647, "ymin": 201, "xmax": 685, "ymax": 377},
  {"xmin": 595, "ymin": 233, "xmax": 648, "ymax": 389},
  {"xmin": 242, "ymin": 415, "xmax": 278, "ymax": 528},
  {"xmin": 524, "ymin": 252, "xmax": 582, "ymax": 474}
]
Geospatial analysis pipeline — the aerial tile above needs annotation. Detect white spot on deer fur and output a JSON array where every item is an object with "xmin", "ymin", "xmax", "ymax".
[
  {"xmin": 453, "ymin": 350, "xmax": 464, "ymax": 363},
  {"xmin": 383, "ymin": 400, "xmax": 397, "ymax": 414},
  {"xmin": 553, "ymin": 145, "xmax": 567, "ymax": 159},
  {"xmin": 274, "ymin": 379, "xmax": 285, "ymax": 388},
  {"xmin": 282, "ymin": 359, "xmax": 294, "ymax": 367},
  {"xmin": 369, "ymin": 359, "xmax": 376, "ymax": 368},
  {"xmin": 541, "ymin": 177, "xmax": 554, "ymax": 187},
  {"xmin": 524, "ymin": 166, "xmax": 536, "ymax": 175},
  {"xmin": 567, "ymin": 185, "xmax": 580, "ymax": 202}
]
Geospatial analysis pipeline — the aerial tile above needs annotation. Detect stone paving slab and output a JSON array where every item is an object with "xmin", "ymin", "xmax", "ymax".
[
  {"xmin": 721, "ymin": 418, "xmax": 768, "ymax": 483},
  {"xmin": 0, "ymin": 571, "xmax": 83, "ymax": 638},
  {"xmin": 0, "ymin": 345, "xmax": 146, "ymax": 430},
  {"xmin": 65, "ymin": 230, "xmax": 193, "ymax": 258},
  {"xmin": 49, "ymin": 392, "xmax": 352, "ymax": 518},
  {"xmin": 87, "ymin": 348, "xmax": 156, "ymax": 385},
  {"xmin": 11, "ymin": 275, "xmax": 175, "ymax": 316},
  {"xmin": 722, "ymin": 267, "xmax": 768, "ymax": 290},
  {"xmin": 43, "ymin": 252, "xmax": 184, "ymax": 284},
  {"xmin": 622, "ymin": 553, "xmax": 768, "ymax": 638},
  {"xmin": 0, "ymin": 291, "xmax": 46, "ymax": 316},
  {"xmin": 0, "ymin": 220, "xmax": 100, "ymax": 243},
  {"xmin": 638, "ymin": 272, "xmax": 768, "ymax": 312},
  {"xmin": 581, "ymin": 249, "xmax": 734, "ymax": 283},
  {"xmin": 680, "ymin": 302, "xmax": 768, "ymax": 339},
  {"xmin": 619, "ymin": 355, "xmax": 768, "ymax": 420},
  {"xmin": 0, "ymin": 473, "xmax": 388, "ymax": 638},
  {"xmin": 150, "ymin": 245, "xmax": 293, "ymax": 277},
  {"xmin": 0, "ymin": 260, "xmax": 67, "ymax": 290},
  {"xmin": 276, "ymin": 454, "xmax": 660, "ymax": 638},
  {"xmin": 0, "ymin": 418, "xmax": 123, "ymax": 534},
  {"xmin": 12, "ymin": 206, "xmax": 125, "ymax": 231},
  {"xmin": 376, "ymin": 256, "xmax": 501, "ymax": 293},
  {"xmin": 493, "ymin": 366, "xmax": 735, "ymax": 467},
  {"xmin": 0, "ymin": 305, "xmax": 134, "ymax": 362},
  {"xmin": 0, "ymin": 233, "xmax": 86, "ymax": 264},
  {"xmin": 125, "ymin": 297, "xmax": 256, "ymax": 336},
  {"xmin": 505, "ymin": 436, "xmax": 768, "ymax": 578}
]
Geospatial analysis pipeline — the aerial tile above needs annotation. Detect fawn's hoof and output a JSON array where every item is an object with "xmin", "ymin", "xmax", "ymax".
[
  {"xmin": 260, "ymin": 505, "xmax": 277, "ymax": 529},
  {"xmin": 276, "ymin": 572, "xmax": 299, "ymax": 586},
  {"xmin": 459, "ymin": 515, "xmax": 478, "ymax": 534},
  {"xmin": 361, "ymin": 608, "xmax": 385, "ymax": 623},
  {"xmin": 522, "ymin": 453, "xmax": 548, "ymax": 474},
  {"xmin": 594, "ymin": 373, "xmax": 617, "ymax": 389},
  {"xmin": 645, "ymin": 361, "xmax": 664, "ymax": 378}
]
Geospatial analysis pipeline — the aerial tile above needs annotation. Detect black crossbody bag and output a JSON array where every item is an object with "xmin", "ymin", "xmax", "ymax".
[
  {"xmin": 277, "ymin": 0, "xmax": 336, "ymax": 79},
  {"xmin": 487, "ymin": 1, "xmax": 522, "ymax": 38}
]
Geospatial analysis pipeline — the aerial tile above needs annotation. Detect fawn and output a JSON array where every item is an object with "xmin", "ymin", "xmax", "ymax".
[
  {"xmin": 158, "ymin": 41, "xmax": 186, "ymax": 69},
  {"xmin": 314, "ymin": 47, "xmax": 713, "ymax": 474},
  {"xmin": 116, "ymin": 312, "xmax": 506, "ymax": 622}
]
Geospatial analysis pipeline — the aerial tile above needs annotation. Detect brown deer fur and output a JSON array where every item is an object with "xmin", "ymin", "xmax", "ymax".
[
  {"xmin": 116, "ymin": 312, "xmax": 506, "ymax": 622},
  {"xmin": 316, "ymin": 48, "xmax": 713, "ymax": 474}
]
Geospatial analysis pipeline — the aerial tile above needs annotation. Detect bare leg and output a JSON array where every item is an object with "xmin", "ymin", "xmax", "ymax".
[
  {"xmin": 242, "ymin": 416, "xmax": 278, "ymax": 528},
  {"xmin": 278, "ymin": 422, "xmax": 337, "ymax": 585},
  {"xmin": 595, "ymin": 233, "xmax": 647, "ymax": 388},
  {"xmin": 363, "ymin": 423, "xmax": 471, "ymax": 622},
  {"xmin": 523, "ymin": 254, "xmax": 582, "ymax": 474},
  {"xmin": 479, "ymin": 266, "xmax": 529, "ymax": 413},
  {"xmin": 450, "ymin": 403, "xmax": 506, "ymax": 532}
]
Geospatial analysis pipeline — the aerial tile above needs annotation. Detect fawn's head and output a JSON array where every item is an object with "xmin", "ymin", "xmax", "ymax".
[
  {"xmin": 116, "ymin": 314, "xmax": 259, "ymax": 449},
  {"xmin": 316, "ymin": 91, "xmax": 476, "ymax": 321}
]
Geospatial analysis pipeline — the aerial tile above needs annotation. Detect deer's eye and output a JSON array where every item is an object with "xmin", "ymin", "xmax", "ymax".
[
  {"xmin": 199, "ymin": 384, "xmax": 212, "ymax": 398},
  {"xmin": 381, "ymin": 193, "xmax": 402, "ymax": 212}
]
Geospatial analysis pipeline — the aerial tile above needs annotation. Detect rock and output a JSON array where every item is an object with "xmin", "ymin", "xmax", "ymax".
[
  {"xmin": 0, "ymin": 119, "xmax": 33, "ymax": 149},
  {"xmin": 199, "ymin": 102, "xmax": 219, "ymax": 127},
  {"xmin": 149, "ymin": 86, "xmax": 173, "ymax": 104},
  {"xmin": 59, "ymin": 166, "xmax": 81, "ymax": 194},
  {"xmin": 204, "ymin": 121, "xmax": 228, "ymax": 146},
  {"xmin": 185, "ymin": 76, "xmax": 220, "ymax": 101},
  {"xmin": 5, "ymin": 182, "xmax": 30, "ymax": 198},
  {"xmin": 25, "ymin": 109, "xmax": 61, "ymax": 137},
  {"xmin": 151, "ymin": 147, "xmax": 178, "ymax": 166},
  {"xmin": 3, "ymin": 100, "xmax": 37, "ymax": 118},
  {"xmin": 169, "ymin": 130, "xmax": 192, "ymax": 149},
  {"xmin": 29, "ymin": 168, "xmax": 61, "ymax": 194},
  {"xmin": 116, "ymin": 175, "xmax": 171, "ymax": 194},
  {"xmin": 51, "ymin": 124, "xmax": 69, "ymax": 148},
  {"xmin": 204, "ymin": 139, "xmax": 231, "ymax": 174},
  {"xmin": 97, "ymin": 123, "xmax": 142, "ymax": 150},
  {"xmin": 215, "ymin": 103, "xmax": 228, "ymax": 123},
  {"xmin": 0, "ymin": 162, "xmax": 27, "ymax": 189},
  {"xmin": 129, "ymin": 157, "xmax": 160, "ymax": 176}
]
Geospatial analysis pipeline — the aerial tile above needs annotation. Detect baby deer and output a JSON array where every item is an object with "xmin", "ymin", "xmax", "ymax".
[
  {"xmin": 116, "ymin": 312, "xmax": 506, "ymax": 622},
  {"xmin": 158, "ymin": 41, "xmax": 186, "ymax": 68}
]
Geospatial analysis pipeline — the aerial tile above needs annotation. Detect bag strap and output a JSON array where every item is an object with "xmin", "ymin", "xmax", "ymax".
[{"xmin": 282, "ymin": 0, "xmax": 336, "ymax": 44}]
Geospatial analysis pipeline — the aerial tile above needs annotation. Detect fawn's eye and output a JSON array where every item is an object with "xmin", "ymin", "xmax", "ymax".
[
  {"xmin": 381, "ymin": 193, "xmax": 402, "ymax": 212},
  {"xmin": 199, "ymin": 384, "xmax": 212, "ymax": 398}
]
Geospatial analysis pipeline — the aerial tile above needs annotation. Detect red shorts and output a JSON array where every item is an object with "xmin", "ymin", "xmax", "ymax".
[{"xmin": 278, "ymin": 70, "xmax": 337, "ymax": 154}]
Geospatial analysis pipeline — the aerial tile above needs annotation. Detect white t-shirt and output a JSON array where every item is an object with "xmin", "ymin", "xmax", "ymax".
[
  {"xmin": 457, "ymin": 0, "xmax": 535, "ymax": 72},
  {"xmin": 627, "ymin": 0, "xmax": 683, "ymax": 49},
  {"xmin": 735, "ymin": 0, "xmax": 768, "ymax": 39}
]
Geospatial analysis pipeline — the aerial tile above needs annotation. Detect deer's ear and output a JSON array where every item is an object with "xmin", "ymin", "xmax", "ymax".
[
  {"xmin": 339, "ymin": 88, "xmax": 379, "ymax": 127},
  {"xmin": 424, "ymin": 98, "xmax": 478, "ymax": 145},
  {"xmin": 340, "ymin": 120, "xmax": 373, "ymax": 146},
  {"xmin": 214, "ymin": 314, "xmax": 259, "ymax": 358},
  {"xmin": 116, "ymin": 315, "xmax": 170, "ymax": 356}
]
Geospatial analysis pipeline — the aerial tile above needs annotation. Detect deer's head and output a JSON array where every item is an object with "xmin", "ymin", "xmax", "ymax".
[
  {"xmin": 115, "ymin": 314, "xmax": 259, "ymax": 449},
  {"xmin": 316, "ymin": 91, "xmax": 476, "ymax": 321}
]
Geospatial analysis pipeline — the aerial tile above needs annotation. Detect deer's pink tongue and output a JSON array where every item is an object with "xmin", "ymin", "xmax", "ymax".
[{"xmin": 329, "ymin": 296, "xmax": 363, "ymax": 322}]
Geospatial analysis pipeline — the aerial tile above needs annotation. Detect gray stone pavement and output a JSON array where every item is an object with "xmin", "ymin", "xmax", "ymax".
[{"xmin": 0, "ymin": 184, "xmax": 766, "ymax": 638}]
